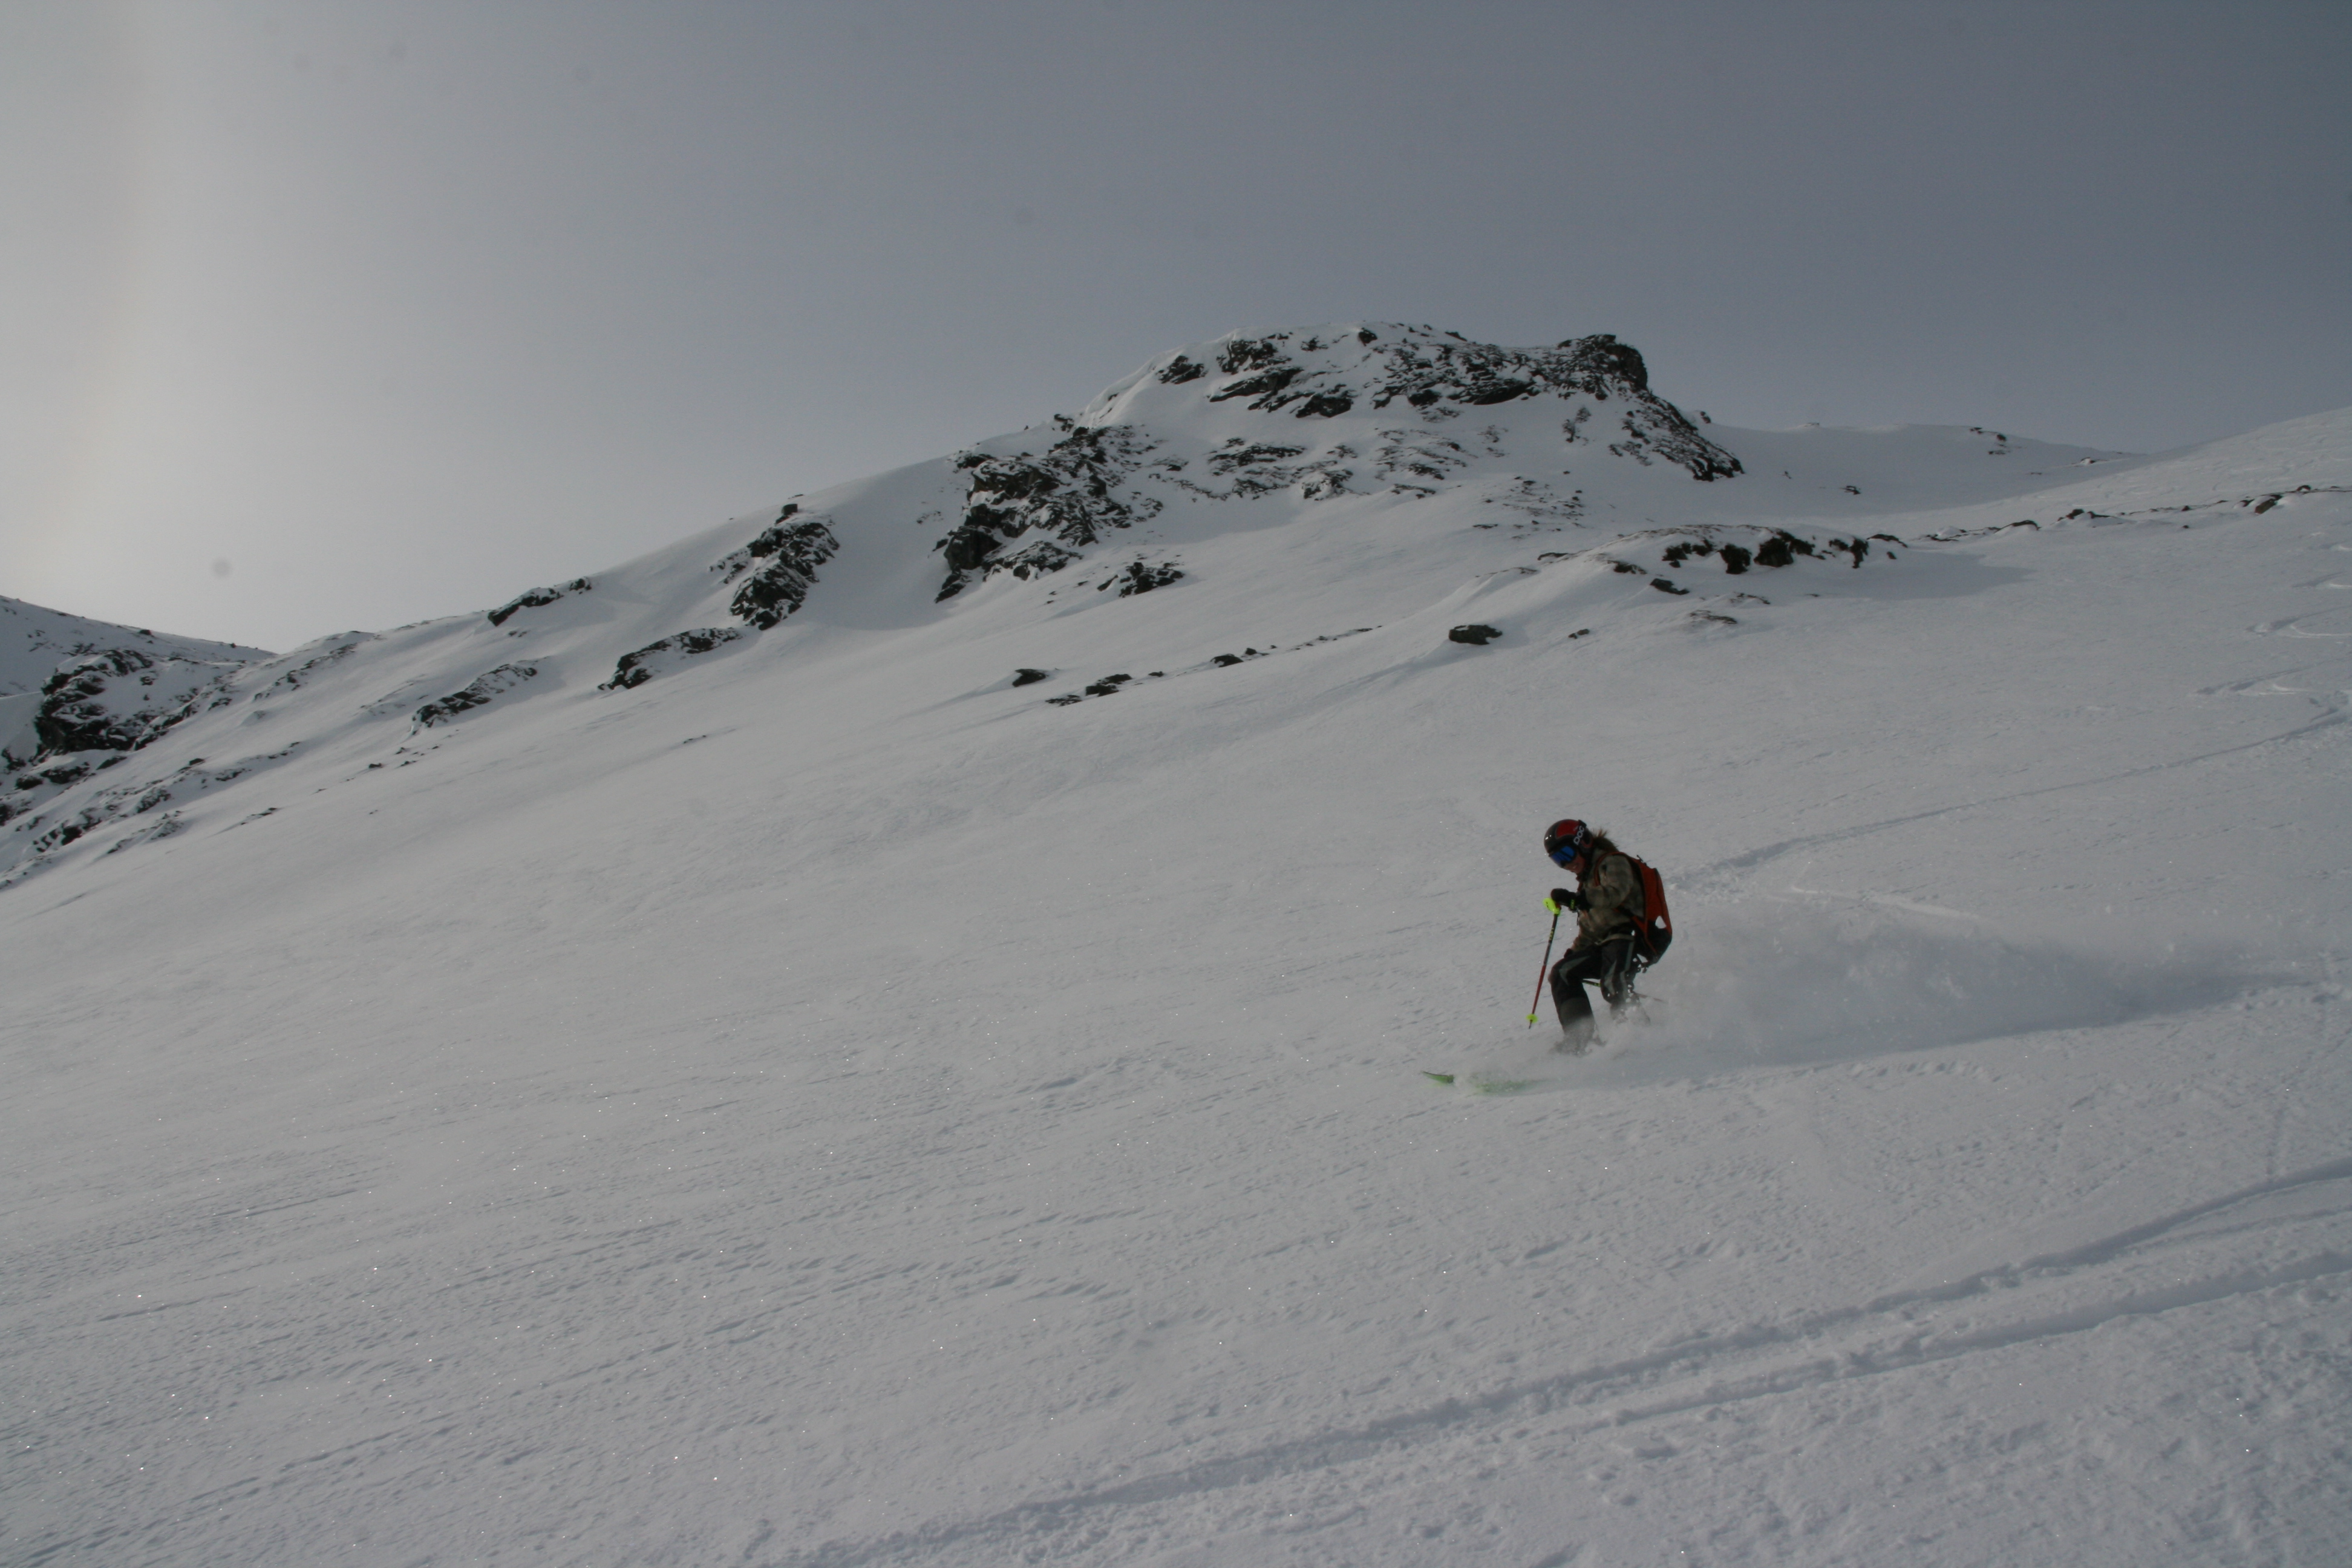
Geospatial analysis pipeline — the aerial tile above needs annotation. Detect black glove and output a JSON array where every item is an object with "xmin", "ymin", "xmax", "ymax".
[{"xmin": 1545, "ymin": 887, "xmax": 1581, "ymax": 914}]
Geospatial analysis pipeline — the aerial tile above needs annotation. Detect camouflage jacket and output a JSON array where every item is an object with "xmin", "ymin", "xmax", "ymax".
[{"xmin": 1574, "ymin": 849, "xmax": 1645, "ymax": 949}]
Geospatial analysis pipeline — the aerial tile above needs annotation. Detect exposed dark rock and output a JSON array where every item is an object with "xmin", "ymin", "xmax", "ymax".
[
  {"xmin": 1217, "ymin": 442, "xmax": 1306, "ymax": 469},
  {"xmin": 1217, "ymin": 338, "xmax": 1289, "ymax": 374},
  {"xmin": 1651, "ymin": 579, "xmax": 1689, "ymax": 595},
  {"xmin": 935, "ymin": 425, "xmax": 1163, "ymax": 599},
  {"xmin": 602, "ymin": 629, "xmax": 743, "ymax": 691},
  {"xmin": 1209, "ymin": 365, "xmax": 1306, "ymax": 410},
  {"xmin": 414, "ymin": 663, "xmax": 538, "ymax": 727},
  {"xmin": 30, "ymin": 649, "xmax": 238, "ymax": 760},
  {"xmin": 1083, "ymin": 674, "xmax": 1133, "ymax": 696},
  {"xmin": 1718, "ymin": 543, "xmax": 1753, "ymax": 573},
  {"xmin": 1103, "ymin": 561, "xmax": 1183, "ymax": 596},
  {"xmin": 1157, "ymin": 355, "xmax": 1207, "ymax": 384},
  {"xmin": 1755, "ymin": 531, "xmax": 1816, "ymax": 569},
  {"xmin": 36, "ymin": 651, "xmax": 157, "ymax": 754},
  {"xmin": 1011, "ymin": 668, "xmax": 1051, "ymax": 687},
  {"xmin": 1613, "ymin": 561, "xmax": 1642, "ymax": 575},
  {"xmin": 714, "ymin": 509, "xmax": 841, "ymax": 629},
  {"xmin": 982, "ymin": 540, "xmax": 1083, "ymax": 583},
  {"xmin": 1138, "ymin": 330, "xmax": 1738, "ymax": 482},
  {"xmin": 33, "ymin": 812, "xmax": 99, "ymax": 852},
  {"xmin": 1448, "ymin": 624, "xmax": 1503, "ymax": 645},
  {"xmin": 1212, "ymin": 653, "xmax": 1245, "ymax": 667},
  {"xmin": 486, "ymin": 577, "xmax": 593, "ymax": 627},
  {"xmin": 1172, "ymin": 440, "xmax": 1359, "ymax": 503}
]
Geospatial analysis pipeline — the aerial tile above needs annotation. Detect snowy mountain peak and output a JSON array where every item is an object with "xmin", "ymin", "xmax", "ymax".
[
  {"xmin": 931, "ymin": 324, "xmax": 1738, "ymax": 601},
  {"xmin": 1077, "ymin": 322, "xmax": 1740, "ymax": 482}
]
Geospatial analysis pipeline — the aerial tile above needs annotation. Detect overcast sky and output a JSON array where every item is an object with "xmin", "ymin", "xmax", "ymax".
[{"xmin": 6, "ymin": 0, "xmax": 2348, "ymax": 652}]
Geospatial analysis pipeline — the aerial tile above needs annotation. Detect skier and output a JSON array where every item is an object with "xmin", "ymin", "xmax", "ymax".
[{"xmin": 1541, "ymin": 818, "xmax": 1662, "ymax": 1053}]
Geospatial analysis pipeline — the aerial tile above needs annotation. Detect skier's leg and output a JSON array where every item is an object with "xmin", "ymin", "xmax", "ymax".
[
  {"xmin": 1549, "ymin": 947, "xmax": 1602, "ymax": 1053},
  {"xmin": 1596, "ymin": 938, "xmax": 1639, "ymax": 1013}
]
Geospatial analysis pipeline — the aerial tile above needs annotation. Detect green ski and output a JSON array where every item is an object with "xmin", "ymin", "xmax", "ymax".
[{"xmin": 1423, "ymin": 1070, "xmax": 1540, "ymax": 1094}]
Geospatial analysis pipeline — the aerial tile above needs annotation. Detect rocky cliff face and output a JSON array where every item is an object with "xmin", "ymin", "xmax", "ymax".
[{"xmin": 924, "ymin": 322, "xmax": 1738, "ymax": 603}]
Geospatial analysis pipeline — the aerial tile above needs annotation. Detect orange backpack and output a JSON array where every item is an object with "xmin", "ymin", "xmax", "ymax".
[{"xmin": 1628, "ymin": 856, "xmax": 1673, "ymax": 964}]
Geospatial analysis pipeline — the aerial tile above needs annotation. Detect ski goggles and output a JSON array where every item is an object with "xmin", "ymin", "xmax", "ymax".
[{"xmin": 1548, "ymin": 844, "xmax": 1584, "ymax": 868}]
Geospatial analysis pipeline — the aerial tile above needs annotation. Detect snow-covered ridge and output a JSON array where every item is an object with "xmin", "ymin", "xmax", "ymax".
[
  {"xmin": 1081, "ymin": 322, "xmax": 1740, "ymax": 480},
  {"xmin": 2, "ymin": 322, "xmax": 2345, "ymax": 888},
  {"xmin": 0, "ymin": 596, "xmax": 270, "ymax": 821}
]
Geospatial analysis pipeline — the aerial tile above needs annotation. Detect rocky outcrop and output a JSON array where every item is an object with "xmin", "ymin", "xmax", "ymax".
[
  {"xmin": 1120, "ymin": 326, "xmax": 1743, "ymax": 482},
  {"xmin": 7, "ymin": 748, "xmax": 294, "ymax": 869},
  {"xmin": 33, "ymin": 650, "xmax": 243, "ymax": 757},
  {"xmin": 713, "ymin": 507, "xmax": 841, "ymax": 629},
  {"xmin": 927, "ymin": 324, "xmax": 1740, "ymax": 604},
  {"xmin": 602, "ymin": 628, "xmax": 744, "ymax": 691},
  {"xmin": 487, "ymin": 578, "xmax": 593, "ymax": 627},
  {"xmin": 414, "ymin": 664, "xmax": 540, "ymax": 727},
  {"xmin": 936, "ymin": 425, "xmax": 1166, "ymax": 599},
  {"xmin": 1103, "ymin": 560, "xmax": 1183, "ymax": 596}
]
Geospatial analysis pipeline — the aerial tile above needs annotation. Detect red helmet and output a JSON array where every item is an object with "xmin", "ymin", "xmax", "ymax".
[{"xmin": 1544, "ymin": 818, "xmax": 1590, "ymax": 866}]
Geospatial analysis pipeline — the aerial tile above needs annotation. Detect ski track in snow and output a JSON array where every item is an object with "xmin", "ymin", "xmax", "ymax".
[
  {"xmin": 777, "ymin": 1155, "xmax": 2352, "ymax": 1567},
  {"xmin": 5, "ymin": 335, "xmax": 2351, "ymax": 1567}
]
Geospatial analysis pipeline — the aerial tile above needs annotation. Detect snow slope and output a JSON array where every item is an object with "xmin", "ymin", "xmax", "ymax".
[{"xmin": 4, "ymin": 326, "xmax": 2348, "ymax": 1567}]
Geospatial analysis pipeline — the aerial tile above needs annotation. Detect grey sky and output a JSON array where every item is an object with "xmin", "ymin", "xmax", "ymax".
[{"xmin": 5, "ymin": 0, "xmax": 2347, "ymax": 652}]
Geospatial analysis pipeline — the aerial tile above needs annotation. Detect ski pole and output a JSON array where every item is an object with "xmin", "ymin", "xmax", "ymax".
[{"xmin": 1527, "ymin": 908, "xmax": 1562, "ymax": 1027}]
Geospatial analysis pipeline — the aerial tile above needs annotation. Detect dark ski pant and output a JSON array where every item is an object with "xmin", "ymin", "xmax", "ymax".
[{"xmin": 1550, "ymin": 936, "xmax": 1636, "ymax": 1051}]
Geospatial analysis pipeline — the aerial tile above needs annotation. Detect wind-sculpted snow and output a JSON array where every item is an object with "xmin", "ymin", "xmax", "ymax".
[{"xmin": 0, "ymin": 593, "xmax": 263, "ymax": 699}]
